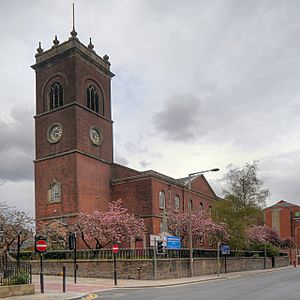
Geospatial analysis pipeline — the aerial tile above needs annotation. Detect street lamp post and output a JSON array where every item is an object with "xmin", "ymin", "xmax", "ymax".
[{"xmin": 188, "ymin": 168, "xmax": 219, "ymax": 277}]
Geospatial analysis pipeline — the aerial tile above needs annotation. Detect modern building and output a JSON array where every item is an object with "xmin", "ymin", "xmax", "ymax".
[
  {"xmin": 264, "ymin": 200, "xmax": 300, "ymax": 253},
  {"xmin": 32, "ymin": 28, "xmax": 219, "ymax": 248}
]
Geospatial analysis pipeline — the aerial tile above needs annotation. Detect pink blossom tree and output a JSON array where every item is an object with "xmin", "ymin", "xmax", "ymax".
[
  {"xmin": 246, "ymin": 224, "xmax": 284, "ymax": 247},
  {"xmin": 168, "ymin": 210, "xmax": 228, "ymax": 247},
  {"xmin": 75, "ymin": 199, "xmax": 145, "ymax": 249}
]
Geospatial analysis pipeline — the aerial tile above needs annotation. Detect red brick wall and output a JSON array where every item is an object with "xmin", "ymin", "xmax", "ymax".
[
  {"xmin": 279, "ymin": 208, "xmax": 292, "ymax": 238},
  {"xmin": 264, "ymin": 209, "xmax": 272, "ymax": 229},
  {"xmin": 76, "ymin": 153, "xmax": 112, "ymax": 214},
  {"xmin": 112, "ymin": 164, "xmax": 141, "ymax": 179},
  {"xmin": 35, "ymin": 153, "xmax": 78, "ymax": 220},
  {"xmin": 112, "ymin": 178, "xmax": 152, "ymax": 216}
]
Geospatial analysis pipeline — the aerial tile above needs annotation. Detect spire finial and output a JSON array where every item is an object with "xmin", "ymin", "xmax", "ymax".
[
  {"xmin": 70, "ymin": 2, "xmax": 78, "ymax": 38},
  {"xmin": 53, "ymin": 35, "xmax": 59, "ymax": 46},
  {"xmin": 88, "ymin": 38, "xmax": 94, "ymax": 51},
  {"xmin": 36, "ymin": 42, "xmax": 43, "ymax": 54}
]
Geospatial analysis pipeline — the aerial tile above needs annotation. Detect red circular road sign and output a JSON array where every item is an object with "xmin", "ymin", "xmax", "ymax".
[
  {"xmin": 112, "ymin": 244, "xmax": 119, "ymax": 253},
  {"xmin": 36, "ymin": 240, "xmax": 47, "ymax": 252}
]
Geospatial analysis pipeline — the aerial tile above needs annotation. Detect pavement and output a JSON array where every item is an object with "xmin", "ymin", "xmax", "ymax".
[{"xmin": 2, "ymin": 266, "xmax": 293, "ymax": 300}]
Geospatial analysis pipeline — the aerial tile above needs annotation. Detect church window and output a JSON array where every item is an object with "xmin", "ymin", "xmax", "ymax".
[
  {"xmin": 159, "ymin": 191, "xmax": 165, "ymax": 209},
  {"xmin": 49, "ymin": 182, "xmax": 61, "ymax": 203},
  {"xmin": 200, "ymin": 237, "xmax": 204, "ymax": 246},
  {"xmin": 200, "ymin": 202, "xmax": 203, "ymax": 211},
  {"xmin": 174, "ymin": 195, "xmax": 180, "ymax": 211},
  {"xmin": 48, "ymin": 82, "xmax": 63, "ymax": 110},
  {"xmin": 86, "ymin": 85, "xmax": 104, "ymax": 115},
  {"xmin": 188, "ymin": 199, "xmax": 193, "ymax": 211}
]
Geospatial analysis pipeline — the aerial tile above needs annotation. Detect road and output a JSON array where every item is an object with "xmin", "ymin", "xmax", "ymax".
[{"xmin": 93, "ymin": 268, "xmax": 300, "ymax": 300}]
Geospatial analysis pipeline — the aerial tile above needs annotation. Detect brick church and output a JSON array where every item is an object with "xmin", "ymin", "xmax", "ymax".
[{"xmin": 32, "ymin": 28, "xmax": 219, "ymax": 248}]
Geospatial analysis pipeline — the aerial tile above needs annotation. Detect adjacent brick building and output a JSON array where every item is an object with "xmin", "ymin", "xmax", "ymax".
[
  {"xmin": 32, "ymin": 30, "xmax": 218, "ymax": 248},
  {"xmin": 264, "ymin": 200, "xmax": 300, "ymax": 249}
]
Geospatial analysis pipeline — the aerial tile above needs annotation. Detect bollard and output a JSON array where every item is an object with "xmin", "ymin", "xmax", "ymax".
[
  {"xmin": 137, "ymin": 267, "xmax": 141, "ymax": 280},
  {"xmin": 63, "ymin": 266, "xmax": 66, "ymax": 292}
]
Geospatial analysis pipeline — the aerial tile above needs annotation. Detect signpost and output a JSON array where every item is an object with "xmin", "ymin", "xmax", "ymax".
[
  {"xmin": 166, "ymin": 236, "xmax": 181, "ymax": 250},
  {"xmin": 68, "ymin": 232, "xmax": 77, "ymax": 283},
  {"xmin": 220, "ymin": 244, "xmax": 230, "ymax": 273},
  {"xmin": 150, "ymin": 234, "xmax": 166, "ymax": 247},
  {"xmin": 35, "ymin": 236, "xmax": 47, "ymax": 294},
  {"xmin": 36, "ymin": 240, "xmax": 47, "ymax": 253},
  {"xmin": 112, "ymin": 244, "xmax": 119, "ymax": 285}
]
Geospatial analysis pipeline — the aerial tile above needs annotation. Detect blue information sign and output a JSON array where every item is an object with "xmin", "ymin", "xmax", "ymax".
[
  {"xmin": 166, "ymin": 236, "xmax": 181, "ymax": 249},
  {"xmin": 221, "ymin": 245, "xmax": 230, "ymax": 255}
]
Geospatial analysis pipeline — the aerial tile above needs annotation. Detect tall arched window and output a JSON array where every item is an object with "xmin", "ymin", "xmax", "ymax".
[
  {"xmin": 86, "ymin": 85, "xmax": 104, "ymax": 115},
  {"xmin": 174, "ymin": 195, "xmax": 180, "ymax": 211},
  {"xmin": 159, "ymin": 191, "xmax": 165, "ymax": 209},
  {"xmin": 188, "ymin": 199, "xmax": 193, "ymax": 211},
  {"xmin": 48, "ymin": 181, "xmax": 61, "ymax": 203},
  {"xmin": 200, "ymin": 202, "xmax": 204, "ymax": 211},
  {"xmin": 48, "ymin": 82, "xmax": 64, "ymax": 110}
]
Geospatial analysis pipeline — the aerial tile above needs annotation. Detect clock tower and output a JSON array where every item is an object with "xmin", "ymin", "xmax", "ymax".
[{"xmin": 32, "ymin": 31, "xmax": 115, "ymax": 223}]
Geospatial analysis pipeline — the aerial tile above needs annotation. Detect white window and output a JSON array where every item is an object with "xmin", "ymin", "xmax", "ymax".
[
  {"xmin": 188, "ymin": 199, "xmax": 193, "ymax": 211},
  {"xmin": 174, "ymin": 195, "xmax": 180, "ymax": 211},
  {"xmin": 49, "ymin": 182, "xmax": 61, "ymax": 203},
  {"xmin": 159, "ymin": 191, "xmax": 165, "ymax": 209}
]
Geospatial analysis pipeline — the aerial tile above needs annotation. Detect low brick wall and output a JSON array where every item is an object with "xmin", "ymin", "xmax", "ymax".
[
  {"xmin": 29, "ymin": 256, "xmax": 289, "ymax": 280},
  {"xmin": 0, "ymin": 284, "xmax": 35, "ymax": 298}
]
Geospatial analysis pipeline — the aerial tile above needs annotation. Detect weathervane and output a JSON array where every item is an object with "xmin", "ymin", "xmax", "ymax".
[{"xmin": 70, "ymin": 2, "xmax": 78, "ymax": 38}]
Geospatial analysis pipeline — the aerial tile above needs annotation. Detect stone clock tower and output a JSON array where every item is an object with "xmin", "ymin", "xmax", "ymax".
[{"xmin": 32, "ymin": 30, "xmax": 115, "ymax": 223}]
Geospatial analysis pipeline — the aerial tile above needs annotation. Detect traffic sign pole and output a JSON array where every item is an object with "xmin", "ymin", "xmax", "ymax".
[
  {"xmin": 113, "ymin": 252, "xmax": 117, "ymax": 286},
  {"xmin": 112, "ymin": 244, "xmax": 119, "ymax": 285},
  {"xmin": 40, "ymin": 253, "xmax": 44, "ymax": 294}
]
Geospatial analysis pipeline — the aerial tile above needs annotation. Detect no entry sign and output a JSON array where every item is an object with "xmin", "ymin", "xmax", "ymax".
[
  {"xmin": 112, "ymin": 244, "xmax": 119, "ymax": 253},
  {"xmin": 36, "ymin": 239, "xmax": 47, "ymax": 253}
]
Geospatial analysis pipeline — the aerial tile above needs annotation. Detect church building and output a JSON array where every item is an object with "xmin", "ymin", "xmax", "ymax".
[{"xmin": 32, "ymin": 28, "xmax": 219, "ymax": 248}]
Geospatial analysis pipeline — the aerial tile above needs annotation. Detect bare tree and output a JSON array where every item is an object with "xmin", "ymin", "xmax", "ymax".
[
  {"xmin": 0, "ymin": 201, "xmax": 34, "ymax": 250},
  {"xmin": 223, "ymin": 161, "xmax": 270, "ymax": 208}
]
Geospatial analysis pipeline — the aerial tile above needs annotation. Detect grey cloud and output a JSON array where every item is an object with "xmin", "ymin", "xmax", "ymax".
[
  {"xmin": 0, "ymin": 103, "xmax": 34, "ymax": 182},
  {"xmin": 153, "ymin": 94, "xmax": 202, "ymax": 141},
  {"xmin": 139, "ymin": 160, "xmax": 151, "ymax": 169},
  {"xmin": 125, "ymin": 142, "xmax": 148, "ymax": 154},
  {"xmin": 114, "ymin": 153, "xmax": 130, "ymax": 166}
]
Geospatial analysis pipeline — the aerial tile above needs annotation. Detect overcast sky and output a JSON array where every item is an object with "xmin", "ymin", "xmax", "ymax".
[{"xmin": 0, "ymin": 0, "xmax": 300, "ymax": 216}]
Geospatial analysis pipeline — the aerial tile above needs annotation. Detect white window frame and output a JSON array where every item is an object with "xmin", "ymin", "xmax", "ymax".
[{"xmin": 159, "ymin": 191, "xmax": 165, "ymax": 209}]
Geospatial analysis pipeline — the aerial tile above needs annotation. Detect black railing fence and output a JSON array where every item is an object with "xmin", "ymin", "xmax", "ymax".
[
  {"xmin": 0, "ymin": 258, "xmax": 31, "ymax": 286},
  {"xmin": 10, "ymin": 247, "xmax": 282, "ymax": 261}
]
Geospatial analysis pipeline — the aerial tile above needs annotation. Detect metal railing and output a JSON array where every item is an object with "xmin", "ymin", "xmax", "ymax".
[
  {"xmin": 11, "ymin": 248, "xmax": 274, "ymax": 261},
  {"xmin": 0, "ymin": 259, "xmax": 31, "ymax": 286}
]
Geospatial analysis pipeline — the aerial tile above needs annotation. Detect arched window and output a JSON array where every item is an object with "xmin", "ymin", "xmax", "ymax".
[
  {"xmin": 188, "ymin": 199, "xmax": 193, "ymax": 211},
  {"xmin": 174, "ymin": 195, "xmax": 180, "ymax": 211},
  {"xmin": 159, "ymin": 191, "xmax": 165, "ymax": 209},
  {"xmin": 200, "ymin": 237, "xmax": 204, "ymax": 246},
  {"xmin": 208, "ymin": 205, "xmax": 212, "ymax": 216},
  {"xmin": 200, "ymin": 202, "xmax": 204, "ymax": 211},
  {"xmin": 48, "ymin": 82, "xmax": 63, "ymax": 111},
  {"xmin": 48, "ymin": 181, "xmax": 61, "ymax": 203},
  {"xmin": 86, "ymin": 85, "xmax": 104, "ymax": 115}
]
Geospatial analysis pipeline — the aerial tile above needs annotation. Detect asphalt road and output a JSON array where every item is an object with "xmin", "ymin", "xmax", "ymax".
[{"xmin": 94, "ymin": 268, "xmax": 300, "ymax": 300}]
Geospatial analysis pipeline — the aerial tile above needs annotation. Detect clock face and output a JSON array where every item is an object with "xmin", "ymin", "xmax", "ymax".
[
  {"xmin": 47, "ymin": 123, "xmax": 63, "ymax": 144},
  {"xmin": 89, "ymin": 127, "xmax": 103, "ymax": 146}
]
